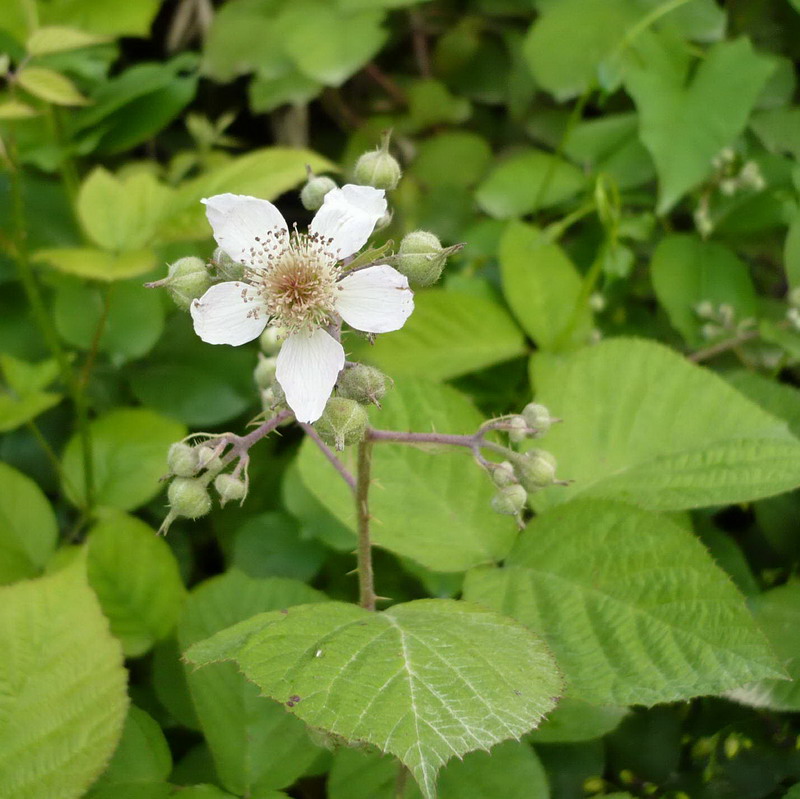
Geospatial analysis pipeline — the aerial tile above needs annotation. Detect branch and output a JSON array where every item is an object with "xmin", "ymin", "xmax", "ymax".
[{"xmin": 299, "ymin": 422, "xmax": 356, "ymax": 492}]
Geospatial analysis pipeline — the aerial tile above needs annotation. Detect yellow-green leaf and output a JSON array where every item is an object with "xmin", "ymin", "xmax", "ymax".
[
  {"xmin": 16, "ymin": 66, "xmax": 90, "ymax": 106},
  {"xmin": 34, "ymin": 247, "xmax": 156, "ymax": 281},
  {"xmin": 26, "ymin": 26, "xmax": 109, "ymax": 56}
]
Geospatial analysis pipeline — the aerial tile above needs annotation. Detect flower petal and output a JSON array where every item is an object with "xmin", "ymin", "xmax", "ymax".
[
  {"xmin": 309, "ymin": 184, "xmax": 387, "ymax": 260},
  {"xmin": 190, "ymin": 281, "xmax": 268, "ymax": 345},
  {"xmin": 275, "ymin": 328, "xmax": 345, "ymax": 423},
  {"xmin": 335, "ymin": 264, "xmax": 414, "ymax": 333},
  {"xmin": 202, "ymin": 193, "xmax": 288, "ymax": 265}
]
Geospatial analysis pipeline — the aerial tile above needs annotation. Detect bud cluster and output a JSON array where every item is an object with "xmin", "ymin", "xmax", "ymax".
[{"xmin": 694, "ymin": 301, "xmax": 755, "ymax": 342}]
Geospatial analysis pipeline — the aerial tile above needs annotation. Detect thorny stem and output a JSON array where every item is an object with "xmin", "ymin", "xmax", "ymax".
[
  {"xmin": 356, "ymin": 438, "xmax": 376, "ymax": 611},
  {"xmin": 299, "ymin": 422, "xmax": 356, "ymax": 491}
]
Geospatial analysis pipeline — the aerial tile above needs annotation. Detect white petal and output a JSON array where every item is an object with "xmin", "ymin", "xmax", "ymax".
[
  {"xmin": 309, "ymin": 184, "xmax": 387, "ymax": 260},
  {"xmin": 202, "ymin": 193, "xmax": 288, "ymax": 265},
  {"xmin": 190, "ymin": 281, "xmax": 268, "ymax": 346},
  {"xmin": 275, "ymin": 328, "xmax": 345, "ymax": 423},
  {"xmin": 335, "ymin": 264, "xmax": 414, "ymax": 333}
]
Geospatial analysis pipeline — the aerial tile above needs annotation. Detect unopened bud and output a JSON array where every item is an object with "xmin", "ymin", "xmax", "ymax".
[
  {"xmin": 301, "ymin": 175, "xmax": 337, "ymax": 211},
  {"xmin": 212, "ymin": 247, "xmax": 244, "ymax": 281},
  {"xmin": 337, "ymin": 364, "xmax": 389, "ymax": 406},
  {"xmin": 695, "ymin": 300, "xmax": 715, "ymax": 319},
  {"xmin": 507, "ymin": 415, "xmax": 528, "ymax": 444},
  {"xmin": 167, "ymin": 442, "xmax": 198, "ymax": 477},
  {"xmin": 259, "ymin": 326, "xmax": 284, "ymax": 355},
  {"xmin": 512, "ymin": 449, "xmax": 557, "ymax": 492},
  {"xmin": 491, "ymin": 484, "xmax": 527, "ymax": 515},
  {"xmin": 314, "ymin": 397, "xmax": 368, "ymax": 451},
  {"xmin": 395, "ymin": 230, "xmax": 447, "ymax": 287},
  {"xmin": 491, "ymin": 460, "xmax": 517, "ymax": 488},
  {"xmin": 254, "ymin": 354, "xmax": 278, "ymax": 391},
  {"xmin": 168, "ymin": 477, "xmax": 212, "ymax": 519},
  {"xmin": 353, "ymin": 132, "xmax": 401, "ymax": 190},
  {"xmin": 196, "ymin": 444, "xmax": 224, "ymax": 474},
  {"xmin": 157, "ymin": 257, "xmax": 212, "ymax": 311},
  {"xmin": 739, "ymin": 161, "xmax": 765, "ymax": 192},
  {"xmin": 521, "ymin": 403, "xmax": 552, "ymax": 438},
  {"xmin": 214, "ymin": 473, "xmax": 247, "ymax": 506}
]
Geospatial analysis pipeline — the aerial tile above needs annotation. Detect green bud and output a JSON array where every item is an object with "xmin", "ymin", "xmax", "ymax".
[
  {"xmin": 512, "ymin": 449, "xmax": 557, "ymax": 492},
  {"xmin": 262, "ymin": 381, "xmax": 287, "ymax": 413},
  {"xmin": 395, "ymin": 230, "xmax": 447, "ymax": 287},
  {"xmin": 168, "ymin": 477, "xmax": 212, "ymax": 519},
  {"xmin": 521, "ymin": 403, "xmax": 552, "ymax": 438},
  {"xmin": 337, "ymin": 364, "xmax": 389, "ymax": 406},
  {"xmin": 167, "ymin": 442, "xmax": 198, "ymax": 477},
  {"xmin": 353, "ymin": 132, "xmax": 402, "ymax": 191},
  {"xmin": 300, "ymin": 175, "xmax": 337, "ymax": 211},
  {"xmin": 259, "ymin": 326, "xmax": 284, "ymax": 355},
  {"xmin": 254, "ymin": 354, "xmax": 278, "ymax": 391},
  {"xmin": 314, "ymin": 397, "xmax": 369, "ymax": 451},
  {"xmin": 491, "ymin": 460, "xmax": 517, "ymax": 488},
  {"xmin": 214, "ymin": 472, "xmax": 247, "ymax": 506},
  {"xmin": 212, "ymin": 246, "xmax": 244, "ymax": 281},
  {"xmin": 491, "ymin": 484, "xmax": 527, "ymax": 515},
  {"xmin": 164, "ymin": 256, "xmax": 212, "ymax": 311},
  {"xmin": 507, "ymin": 415, "xmax": 528, "ymax": 444},
  {"xmin": 196, "ymin": 444, "xmax": 224, "ymax": 474}
]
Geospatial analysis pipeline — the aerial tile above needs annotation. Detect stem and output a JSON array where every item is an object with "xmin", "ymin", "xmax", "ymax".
[
  {"xmin": 80, "ymin": 284, "xmax": 113, "ymax": 390},
  {"xmin": 688, "ymin": 328, "xmax": 761, "ymax": 363},
  {"xmin": 299, "ymin": 422, "xmax": 356, "ymax": 491},
  {"xmin": 356, "ymin": 438, "xmax": 376, "ymax": 611},
  {"xmin": 394, "ymin": 762, "xmax": 409, "ymax": 799},
  {"xmin": 368, "ymin": 427, "xmax": 509, "ymax": 460}
]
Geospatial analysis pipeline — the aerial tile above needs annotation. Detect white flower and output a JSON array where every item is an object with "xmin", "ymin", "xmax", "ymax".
[{"xmin": 190, "ymin": 184, "xmax": 414, "ymax": 423}]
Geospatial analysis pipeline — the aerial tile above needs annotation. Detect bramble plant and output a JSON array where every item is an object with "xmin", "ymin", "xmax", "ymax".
[{"xmin": 6, "ymin": 2, "xmax": 800, "ymax": 799}]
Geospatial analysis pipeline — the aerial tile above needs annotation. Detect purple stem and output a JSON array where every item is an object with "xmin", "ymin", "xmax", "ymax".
[{"xmin": 299, "ymin": 422, "xmax": 357, "ymax": 491}]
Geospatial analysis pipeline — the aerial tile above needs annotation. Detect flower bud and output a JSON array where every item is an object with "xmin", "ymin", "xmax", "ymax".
[
  {"xmin": 337, "ymin": 364, "xmax": 389, "ymax": 406},
  {"xmin": 491, "ymin": 460, "xmax": 516, "ymax": 488},
  {"xmin": 395, "ymin": 230, "xmax": 447, "ymax": 287},
  {"xmin": 214, "ymin": 473, "xmax": 247, "ymax": 506},
  {"xmin": 491, "ymin": 484, "xmax": 527, "ymax": 516},
  {"xmin": 254, "ymin": 354, "xmax": 278, "ymax": 391},
  {"xmin": 353, "ymin": 132, "xmax": 401, "ymax": 191},
  {"xmin": 314, "ymin": 397, "xmax": 368, "ymax": 451},
  {"xmin": 167, "ymin": 442, "xmax": 198, "ymax": 477},
  {"xmin": 507, "ymin": 415, "xmax": 528, "ymax": 444},
  {"xmin": 196, "ymin": 444, "xmax": 224, "ymax": 474},
  {"xmin": 521, "ymin": 403, "xmax": 552, "ymax": 438},
  {"xmin": 168, "ymin": 477, "xmax": 212, "ymax": 519},
  {"xmin": 511, "ymin": 449, "xmax": 558, "ymax": 492},
  {"xmin": 262, "ymin": 383, "xmax": 287, "ymax": 413},
  {"xmin": 259, "ymin": 326, "xmax": 284, "ymax": 355},
  {"xmin": 212, "ymin": 247, "xmax": 244, "ymax": 281},
  {"xmin": 300, "ymin": 175, "xmax": 337, "ymax": 211},
  {"xmin": 160, "ymin": 257, "xmax": 212, "ymax": 311}
]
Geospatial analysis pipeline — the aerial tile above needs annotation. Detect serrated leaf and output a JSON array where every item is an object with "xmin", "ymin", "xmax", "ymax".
[
  {"xmin": 347, "ymin": 289, "xmax": 526, "ymax": 380},
  {"xmin": 625, "ymin": 36, "xmax": 774, "ymax": 214},
  {"xmin": 178, "ymin": 571, "xmax": 327, "ymax": 795},
  {"xmin": 185, "ymin": 599, "xmax": 561, "ymax": 799},
  {"xmin": 499, "ymin": 220, "xmax": 592, "ymax": 351},
  {"xmin": 61, "ymin": 408, "xmax": 186, "ymax": 511},
  {"xmin": 16, "ymin": 65, "xmax": 90, "ymax": 106},
  {"xmin": 528, "ymin": 697, "xmax": 627, "ymax": 744},
  {"xmin": 0, "ymin": 462, "xmax": 58, "ymax": 585},
  {"xmin": 464, "ymin": 499, "xmax": 782, "ymax": 706},
  {"xmin": 0, "ymin": 557, "xmax": 128, "ymax": 799},
  {"xmin": 35, "ymin": 247, "xmax": 156, "ymax": 281},
  {"xmin": 26, "ymin": 26, "xmax": 109, "ymax": 56},
  {"xmin": 297, "ymin": 380, "xmax": 518, "ymax": 572},
  {"xmin": 728, "ymin": 582, "xmax": 800, "ymax": 711},
  {"xmin": 650, "ymin": 234, "xmax": 757, "ymax": 347},
  {"xmin": 87, "ymin": 513, "xmax": 186, "ymax": 657},
  {"xmin": 528, "ymin": 337, "xmax": 800, "ymax": 511}
]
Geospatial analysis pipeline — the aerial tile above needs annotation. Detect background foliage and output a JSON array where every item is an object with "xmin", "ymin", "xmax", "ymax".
[{"xmin": 5, "ymin": 0, "xmax": 800, "ymax": 797}]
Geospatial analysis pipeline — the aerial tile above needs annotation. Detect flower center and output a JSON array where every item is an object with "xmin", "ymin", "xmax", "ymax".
[{"xmin": 249, "ymin": 230, "xmax": 338, "ymax": 332}]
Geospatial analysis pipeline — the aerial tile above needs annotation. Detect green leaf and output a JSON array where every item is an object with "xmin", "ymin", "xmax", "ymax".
[
  {"xmin": 522, "ymin": 0, "xmax": 642, "ymax": 100},
  {"xmin": 61, "ymin": 408, "xmax": 186, "ymax": 511},
  {"xmin": 411, "ymin": 131, "xmax": 492, "ymax": 188},
  {"xmin": 347, "ymin": 289, "xmax": 526, "ymax": 381},
  {"xmin": 87, "ymin": 512, "xmax": 186, "ymax": 657},
  {"xmin": 728, "ymin": 582, "xmax": 800, "ymax": 711},
  {"xmin": 499, "ymin": 220, "xmax": 592, "ymax": 351},
  {"xmin": 91, "ymin": 706, "xmax": 171, "ymax": 788},
  {"xmin": 249, "ymin": 68, "xmax": 320, "ymax": 113},
  {"xmin": 35, "ymin": 247, "xmax": 156, "ymax": 281},
  {"xmin": 77, "ymin": 168, "xmax": 174, "ymax": 252},
  {"xmin": 476, "ymin": 148, "xmax": 586, "ymax": 218},
  {"xmin": 0, "ymin": 556, "xmax": 128, "ymax": 799},
  {"xmin": 0, "ymin": 461, "xmax": 58, "ymax": 585},
  {"xmin": 407, "ymin": 78, "xmax": 471, "ymax": 130},
  {"xmin": 528, "ymin": 337, "xmax": 800, "ymax": 511},
  {"xmin": 625, "ymin": 36, "xmax": 775, "ymax": 214},
  {"xmin": 0, "ymin": 353, "xmax": 62, "ymax": 433},
  {"xmin": 16, "ymin": 65, "xmax": 89, "ymax": 106},
  {"xmin": 0, "ymin": 99, "xmax": 38, "ymax": 119},
  {"xmin": 329, "ymin": 739, "xmax": 549, "ymax": 799},
  {"xmin": 39, "ymin": 0, "xmax": 160, "ymax": 37},
  {"xmin": 726, "ymin": 370, "xmax": 800, "ymax": 438},
  {"xmin": 650, "ymin": 234, "xmax": 757, "ymax": 346},
  {"xmin": 784, "ymin": 209, "xmax": 800, "ymax": 290},
  {"xmin": 178, "ymin": 571, "xmax": 326, "ymax": 795},
  {"xmin": 528, "ymin": 697, "xmax": 627, "ymax": 744},
  {"xmin": 26, "ymin": 26, "xmax": 109, "ymax": 56},
  {"xmin": 463, "ymin": 499, "xmax": 782, "ymax": 706},
  {"xmin": 751, "ymin": 106, "xmax": 800, "ymax": 162},
  {"xmin": 185, "ymin": 599, "xmax": 561, "ymax": 799},
  {"xmin": 297, "ymin": 379, "xmax": 518, "ymax": 572}
]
